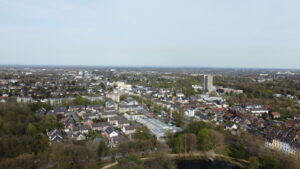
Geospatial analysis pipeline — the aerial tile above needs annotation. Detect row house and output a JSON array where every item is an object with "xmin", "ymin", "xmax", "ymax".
[{"xmin": 108, "ymin": 116, "xmax": 130, "ymax": 128}]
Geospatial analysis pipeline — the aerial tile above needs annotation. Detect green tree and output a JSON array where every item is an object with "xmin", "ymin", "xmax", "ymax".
[
  {"xmin": 228, "ymin": 143, "xmax": 249, "ymax": 160},
  {"xmin": 120, "ymin": 95, "xmax": 128, "ymax": 101},
  {"xmin": 50, "ymin": 142, "xmax": 98, "ymax": 169},
  {"xmin": 72, "ymin": 96, "xmax": 90, "ymax": 106},
  {"xmin": 197, "ymin": 128, "xmax": 212, "ymax": 151},
  {"xmin": 41, "ymin": 114, "xmax": 58, "ymax": 131},
  {"xmin": 174, "ymin": 134, "xmax": 186, "ymax": 153},
  {"xmin": 153, "ymin": 104, "xmax": 161, "ymax": 114},
  {"xmin": 174, "ymin": 133, "xmax": 197, "ymax": 153},
  {"xmin": 134, "ymin": 127, "xmax": 156, "ymax": 151},
  {"xmin": 165, "ymin": 130, "xmax": 175, "ymax": 149},
  {"xmin": 261, "ymin": 155, "xmax": 281, "ymax": 169},
  {"xmin": 29, "ymin": 102, "xmax": 52, "ymax": 112},
  {"xmin": 0, "ymin": 154, "xmax": 35, "ymax": 169},
  {"xmin": 135, "ymin": 127, "xmax": 155, "ymax": 141},
  {"xmin": 100, "ymin": 82, "xmax": 106, "ymax": 90},
  {"xmin": 173, "ymin": 111, "xmax": 184, "ymax": 127},
  {"xmin": 0, "ymin": 103, "xmax": 50, "ymax": 163},
  {"xmin": 185, "ymin": 133, "xmax": 197, "ymax": 153},
  {"xmin": 26, "ymin": 123, "xmax": 37, "ymax": 136},
  {"xmin": 91, "ymin": 100, "xmax": 105, "ymax": 106},
  {"xmin": 117, "ymin": 155, "xmax": 144, "ymax": 169},
  {"xmin": 186, "ymin": 121, "xmax": 211, "ymax": 135},
  {"xmin": 98, "ymin": 141, "xmax": 108, "ymax": 159},
  {"xmin": 248, "ymin": 156, "xmax": 260, "ymax": 169}
]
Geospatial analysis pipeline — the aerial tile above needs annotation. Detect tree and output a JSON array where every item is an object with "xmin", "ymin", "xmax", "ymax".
[
  {"xmin": 153, "ymin": 104, "xmax": 161, "ymax": 114},
  {"xmin": 208, "ymin": 129, "xmax": 225, "ymax": 150},
  {"xmin": 118, "ymin": 140, "xmax": 157, "ymax": 156},
  {"xmin": 26, "ymin": 123, "xmax": 37, "ymax": 136},
  {"xmin": 165, "ymin": 130, "xmax": 175, "ymax": 149},
  {"xmin": 117, "ymin": 155, "xmax": 144, "ymax": 169},
  {"xmin": 185, "ymin": 133, "xmax": 197, "ymax": 152},
  {"xmin": 197, "ymin": 128, "xmax": 212, "ymax": 151},
  {"xmin": 50, "ymin": 142, "xmax": 98, "ymax": 169},
  {"xmin": 174, "ymin": 134, "xmax": 185, "ymax": 153},
  {"xmin": 100, "ymin": 82, "xmax": 106, "ymax": 90},
  {"xmin": 228, "ymin": 143, "xmax": 249, "ymax": 160},
  {"xmin": 174, "ymin": 133, "xmax": 197, "ymax": 153},
  {"xmin": 118, "ymin": 141, "xmax": 130, "ymax": 156},
  {"xmin": 91, "ymin": 100, "xmax": 105, "ymax": 106},
  {"xmin": 210, "ymin": 91, "xmax": 218, "ymax": 97},
  {"xmin": 261, "ymin": 155, "xmax": 281, "ymax": 169},
  {"xmin": 29, "ymin": 102, "xmax": 52, "ymax": 112},
  {"xmin": 145, "ymin": 152, "xmax": 176, "ymax": 169},
  {"xmin": 120, "ymin": 95, "xmax": 128, "ymax": 101},
  {"xmin": 280, "ymin": 155, "xmax": 300, "ymax": 169},
  {"xmin": 0, "ymin": 154, "xmax": 35, "ymax": 169},
  {"xmin": 98, "ymin": 141, "xmax": 108, "ymax": 159},
  {"xmin": 248, "ymin": 156, "xmax": 260, "ymax": 169},
  {"xmin": 135, "ymin": 127, "xmax": 155, "ymax": 142},
  {"xmin": 240, "ymin": 132, "xmax": 264, "ymax": 156},
  {"xmin": 0, "ymin": 103, "xmax": 49, "ymax": 160},
  {"xmin": 41, "ymin": 114, "xmax": 58, "ymax": 131},
  {"xmin": 173, "ymin": 111, "xmax": 184, "ymax": 127},
  {"xmin": 72, "ymin": 96, "xmax": 90, "ymax": 106},
  {"xmin": 186, "ymin": 121, "xmax": 211, "ymax": 135}
]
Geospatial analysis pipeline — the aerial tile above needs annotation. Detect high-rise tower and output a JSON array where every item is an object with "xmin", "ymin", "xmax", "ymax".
[{"xmin": 204, "ymin": 75, "xmax": 213, "ymax": 93}]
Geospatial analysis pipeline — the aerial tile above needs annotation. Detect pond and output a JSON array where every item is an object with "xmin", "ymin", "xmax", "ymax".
[{"xmin": 176, "ymin": 160, "xmax": 242, "ymax": 169}]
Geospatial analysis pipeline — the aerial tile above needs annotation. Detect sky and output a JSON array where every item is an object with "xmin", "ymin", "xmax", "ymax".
[{"xmin": 0, "ymin": 0, "xmax": 300, "ymax": 68}]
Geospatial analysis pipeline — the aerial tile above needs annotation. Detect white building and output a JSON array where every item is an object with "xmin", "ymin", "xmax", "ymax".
[
  {"xmin": 106, "ymin": 92, "xmax": 120, "ymax": 102},
  {"xmin": 185, "ymin": 108, "xmax": 196, "ymax": 117},
  {"xmin": 105, "ymin": 127, "xmax": 118, "ymax": 138},
  {"xmin": 134, "ymin": 115, "xmax": 182, "ymax": 140}
]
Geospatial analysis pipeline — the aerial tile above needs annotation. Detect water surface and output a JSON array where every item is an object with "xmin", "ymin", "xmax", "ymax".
[{"xmin": 177, "ymin": 160, "xmax": 242, "ymax": 169}]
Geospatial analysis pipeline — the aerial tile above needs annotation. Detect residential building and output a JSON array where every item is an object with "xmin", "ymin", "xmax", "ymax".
[{"xmin": 204, "ymin": 75, "xmax": 213, "ymax": 93}]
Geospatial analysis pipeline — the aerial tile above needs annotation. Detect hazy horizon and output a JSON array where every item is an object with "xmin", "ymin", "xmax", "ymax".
[
  {"xmin": 1, "ymin": 0, "xmax": 300, "ymax": 69},
  {"xmin": 2, "ymin": 64, "xmax": 300, "ymax": 71}
]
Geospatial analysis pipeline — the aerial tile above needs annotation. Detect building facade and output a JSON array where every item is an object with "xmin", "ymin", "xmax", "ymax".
[{"xmin": 204, "ymin": 75, "xmax": 213, "ymax": 93}]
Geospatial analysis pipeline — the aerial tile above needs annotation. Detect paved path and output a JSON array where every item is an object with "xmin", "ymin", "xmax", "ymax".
[
  {"xmin": 100, "ymin": 151, "xmax": 248, "ymax": 169},
  {"xmin": 101, "ymin": 161, "xmax": 118, "ymax": 169}
]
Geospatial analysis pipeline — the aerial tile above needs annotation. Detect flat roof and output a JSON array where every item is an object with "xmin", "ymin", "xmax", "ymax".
[{"xmin": 135, "ymin": 115, "xmax": 182, "ymax": 138}]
